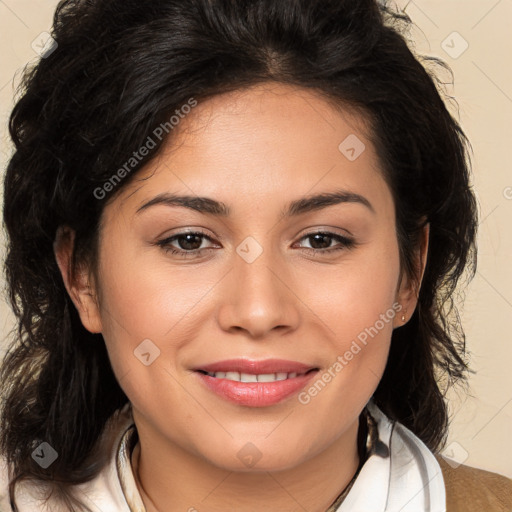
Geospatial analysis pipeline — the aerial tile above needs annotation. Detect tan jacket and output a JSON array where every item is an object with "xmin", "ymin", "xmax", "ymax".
[{"xmin": 436, "ymin": 455, "xmax": 512, "ymax": 511}]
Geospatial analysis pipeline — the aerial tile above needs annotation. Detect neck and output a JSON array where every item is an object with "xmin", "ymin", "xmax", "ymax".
[{"xmin": 131, "ymin": 418, "xmax": 362, "ymax": 512}]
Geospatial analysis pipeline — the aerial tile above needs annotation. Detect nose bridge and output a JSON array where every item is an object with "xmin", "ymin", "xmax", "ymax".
[
  {"xmin": 216, "ymin": 237, "xmax": 300, "ymax": 337},
  {"xmin": 236, "ymin": 244, "xmax": 281, "ymax": 305}
]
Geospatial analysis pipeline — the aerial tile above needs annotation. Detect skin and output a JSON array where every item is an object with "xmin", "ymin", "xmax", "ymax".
[{"xmin": 55, "ymin": 82, "xmax": 428, "ymax": 512}]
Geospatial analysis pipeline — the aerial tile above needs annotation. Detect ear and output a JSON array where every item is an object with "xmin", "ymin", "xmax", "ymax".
[
  {"xmin": 394, "ymin": 222, "xmax": 429, "ymax": 327},
  {"xmin": 53, "ymin": 225, "xmax": 103, "ymax": 333}
]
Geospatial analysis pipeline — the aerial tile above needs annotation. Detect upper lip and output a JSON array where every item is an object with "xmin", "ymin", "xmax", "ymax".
[{"xmin": 193, "ymin": 358, "xmax": 318, "ymax": 374}]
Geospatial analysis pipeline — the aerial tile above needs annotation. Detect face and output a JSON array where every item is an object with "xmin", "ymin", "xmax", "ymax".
[{"xmin": 58, "ymin": 82, "xmax": 421, "ymax": 472}]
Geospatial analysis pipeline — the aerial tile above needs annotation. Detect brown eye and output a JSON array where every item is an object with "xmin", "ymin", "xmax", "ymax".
[
  {"xmin": 156, "ymin": 230, "xmax": 218, "ymax": 258},
  {"xmin": 296, "ymin": 231, "xmax": 355, "ymax": 253}
]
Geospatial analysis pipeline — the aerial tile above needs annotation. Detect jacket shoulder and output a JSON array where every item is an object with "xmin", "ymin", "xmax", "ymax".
[{"xmin": 436, "ymin": 454, "xmax": 512, "ymax": 512}]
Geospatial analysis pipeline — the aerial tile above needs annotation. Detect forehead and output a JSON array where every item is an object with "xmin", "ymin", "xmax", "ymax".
[{"xmin": 105, "ymin": 82, "xmax": 391, "ymax": 220}]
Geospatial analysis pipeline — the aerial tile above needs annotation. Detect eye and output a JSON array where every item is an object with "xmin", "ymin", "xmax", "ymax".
[
  {"xmin": 155, "ymin": 230, "xmax": 218, "ymax": 258},
  {"xmin": 294, "ymin": 231, "xmax": 356, "ymax": 253}
]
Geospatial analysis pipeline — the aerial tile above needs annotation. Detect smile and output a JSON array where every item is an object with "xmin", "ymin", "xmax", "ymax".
[{"xmin": 192, "ymin": 358, "xmax": 320, "ymax": 406}]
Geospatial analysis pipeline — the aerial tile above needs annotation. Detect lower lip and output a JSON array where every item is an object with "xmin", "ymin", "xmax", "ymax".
[{"xmin": 195, "ymin": 371, "xmax": 319, "ymax": 407}]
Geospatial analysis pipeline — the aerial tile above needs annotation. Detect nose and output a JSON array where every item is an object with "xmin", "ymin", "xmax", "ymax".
[{"xmin": 216, "ymin": 248, "xmax": 301, "ymax": 339}]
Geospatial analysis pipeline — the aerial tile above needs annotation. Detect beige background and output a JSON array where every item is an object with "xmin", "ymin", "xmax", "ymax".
[{"xmin": 1, "ymin": 0, "xmax": 511, "ymax": 478}]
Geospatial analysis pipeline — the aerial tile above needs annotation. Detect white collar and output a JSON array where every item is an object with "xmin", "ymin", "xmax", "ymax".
[{"xmin": 335, "ymin": 400, "xmax": 446, "ymax": 511}]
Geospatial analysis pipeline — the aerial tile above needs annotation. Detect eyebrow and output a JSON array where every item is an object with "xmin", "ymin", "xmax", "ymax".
[{"xmin": 136, "ymin": 189, "xmax": 375, "ymax": 217}]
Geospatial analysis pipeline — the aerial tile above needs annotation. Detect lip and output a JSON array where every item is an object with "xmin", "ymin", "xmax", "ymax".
[{"xmin": 193, "ymin": 358, "xmax": 319, "ymax": 407}]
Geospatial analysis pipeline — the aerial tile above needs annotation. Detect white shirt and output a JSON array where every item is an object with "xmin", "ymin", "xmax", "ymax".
[{"xmin": 0, "ymin": 399, "xmax": 446, "ymax": 511}]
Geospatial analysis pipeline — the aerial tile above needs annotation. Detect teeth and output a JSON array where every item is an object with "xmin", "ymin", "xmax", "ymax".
[
  {"xmin": 205, "ymin": 371, "xmax": 306, "ymax": 382},
  {"xmin": 240, "ymin": 373, "xmax": 258, "ymax": 382},
  {"xmin": 258, "ymin": 373, "xmax": 278, "ymax": 382}
]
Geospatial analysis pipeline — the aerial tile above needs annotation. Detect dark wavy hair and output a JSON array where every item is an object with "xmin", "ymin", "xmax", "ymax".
[{"xmin": 1, "ymin": 0, "xmax": 478, "ymax": 510}]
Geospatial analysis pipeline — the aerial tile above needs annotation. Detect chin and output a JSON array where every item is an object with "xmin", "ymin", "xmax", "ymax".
[{"xmin": 197, "ymin": 439, "xmax": 312, "ymax": 473}]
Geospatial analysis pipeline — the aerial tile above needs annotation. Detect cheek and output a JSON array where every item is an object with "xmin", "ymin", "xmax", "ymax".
[
  {"xmin": 295, "ymin": 237, "xmax": 401, "ymax": 399},
  {"xmin": 301, "ymin": 239, "xmax": 401, "ymax": 337},
  {"xmin": 294, "ymin": 245, "xmax": 401, "ymax": 428},
  {"xmin": 97, "ymin": 221, "xmax": 208, "ymax": 330},
  {"xmin": 93, "ymin": 234, "xmax": 204, "ymax": 380}
]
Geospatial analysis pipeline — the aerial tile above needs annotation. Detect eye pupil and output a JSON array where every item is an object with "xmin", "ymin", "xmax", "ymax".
[
  {"xmin": 309, "ymin": 233, "xmax": 332, "ymax": 249},
  {"xmin": 179, "ymin": 234, "xmax": 203, "ymax": 250}
]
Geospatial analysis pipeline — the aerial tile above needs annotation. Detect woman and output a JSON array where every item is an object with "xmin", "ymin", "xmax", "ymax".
[{"xmin": 0, "ymin": 0, "xmax": 510, "ymax": 510}]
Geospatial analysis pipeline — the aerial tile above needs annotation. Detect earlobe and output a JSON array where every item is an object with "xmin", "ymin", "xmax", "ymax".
[
  {"xmin": 53, "ymin": 226, "xmax": 103, "ymax": 333},
  {"xmin": 394, "ymin": 222, "xmax": 430, "ymax": 328}
]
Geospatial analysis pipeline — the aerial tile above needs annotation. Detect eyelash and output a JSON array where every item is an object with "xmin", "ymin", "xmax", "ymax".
[{"xmin": 155, "ymin": 229, "xmax": 356, "ymax": 258}]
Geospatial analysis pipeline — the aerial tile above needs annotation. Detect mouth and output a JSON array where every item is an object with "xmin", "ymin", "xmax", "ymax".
[{"xmin": 192, "ymin": 358, "xmax": 320, "ymax": 407}]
